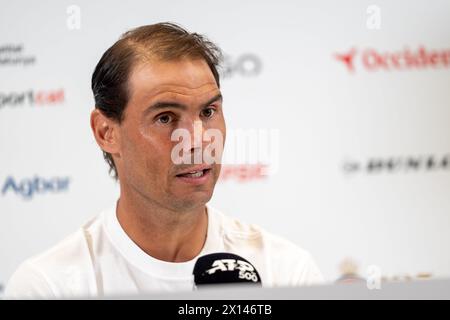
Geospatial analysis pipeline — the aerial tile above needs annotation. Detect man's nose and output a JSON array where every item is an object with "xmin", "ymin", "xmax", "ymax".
[{"xmin": 178, "ymin": 119, "xmax": 204, "ymax": 151}]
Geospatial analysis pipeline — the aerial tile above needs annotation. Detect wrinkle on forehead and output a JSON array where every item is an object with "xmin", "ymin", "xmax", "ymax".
[
  {"xmin": 132, "ymin": 57, "xmax": 215, "ymax": 83},
  {"xmin": 128, "ymin": 59, "xmax": 219, "ymax": 106},
  {"xmin": 148, "ymin": 84, "xmax": 220, "ymax": 101}
]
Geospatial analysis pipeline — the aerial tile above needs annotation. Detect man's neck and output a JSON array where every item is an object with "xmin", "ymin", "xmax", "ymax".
[{"xmin": 116, "ymin": 192, "xmax": 208, "ymax": 263}]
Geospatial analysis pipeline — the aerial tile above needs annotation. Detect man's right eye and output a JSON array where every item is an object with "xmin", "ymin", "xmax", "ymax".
[{"xmin": 156, "ymin": 114, "xmax": 173, "ymax": 124}]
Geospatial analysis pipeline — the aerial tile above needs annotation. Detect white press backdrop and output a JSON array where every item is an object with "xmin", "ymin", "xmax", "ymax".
[{"xmin": 1, "ymin": 0, "xmax": 450, "ymax": 293}]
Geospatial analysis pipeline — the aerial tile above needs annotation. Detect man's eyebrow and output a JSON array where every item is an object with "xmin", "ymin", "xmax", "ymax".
[
  {"xmin": 144, "ymin": 93, "xmax": 223, "ymax": 114},
  {"xmin": 202, "ymin": 93, "xmax": 223, "ymax": 108}
]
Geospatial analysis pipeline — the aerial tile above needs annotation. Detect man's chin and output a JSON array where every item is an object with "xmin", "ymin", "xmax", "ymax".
[{"xmin": 171, "ymin": 190, "xmax": 213, "ymax": 211}]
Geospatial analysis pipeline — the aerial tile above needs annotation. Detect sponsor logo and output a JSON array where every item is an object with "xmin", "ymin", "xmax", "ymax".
[
  {"xmin": 206, "ymin": 259, "xmax": 259, "ymax": 282},
  {"xmin": 1, "ymin": 176, "xmax": 70, "ymax": 200},
  {"xmin": 342, "ymin": 154, "xmax": 450, "ymax": 175},
  {"xmin": 335, "ymin": 46, "xmax": 450, "ymax": 73},
  {"xmin": 219, "ymin": 164, "xmax": 269, "ymax": 182},
  {"xmin": 335, "ymin": 48, "xmax": 357, "ymax": 72},
  {"xmin": 0, "ymin": 44, "xmax": 36, "ymax": 67},
  {"xmin": 221, "ymin": 53, "xmax": 263, "ymax": 78},
  {"xmin": 0, "ymin": 89, "xmax": 64, "ymax": 109}
]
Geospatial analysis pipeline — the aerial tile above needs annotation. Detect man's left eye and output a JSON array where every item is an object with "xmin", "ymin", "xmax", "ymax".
[{"xmin": 201, "ymin": 107, "xmax": 215, "ymax": 118}]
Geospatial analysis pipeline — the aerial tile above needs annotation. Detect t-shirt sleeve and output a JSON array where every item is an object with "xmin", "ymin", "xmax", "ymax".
[
  {"xmin": 266, "ymin": 233, "xmax": 326, "ymax": 287},
  {"xmin": 293, "ymin": 252, "xmax": 325, "ymax": 286},
  {"xmin": 4, "ymin": 261, "xmax": 56, "ymax": 299}
]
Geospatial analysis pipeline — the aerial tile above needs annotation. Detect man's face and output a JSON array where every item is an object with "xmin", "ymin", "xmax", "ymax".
[{"xmin": 115, "ymin": 58, "xmax": 225, "ymax": 211}]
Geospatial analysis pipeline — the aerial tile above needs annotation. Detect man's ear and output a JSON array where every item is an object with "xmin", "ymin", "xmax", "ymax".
[{"xmin": 90, "ymin": 109, "xmax": 121, "ymax": 156}]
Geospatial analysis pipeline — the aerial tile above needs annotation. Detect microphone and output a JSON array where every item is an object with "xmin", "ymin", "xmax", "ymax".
[{"xmin": 192, "ymin": 252, "xmax": 262, "ymax": 288}]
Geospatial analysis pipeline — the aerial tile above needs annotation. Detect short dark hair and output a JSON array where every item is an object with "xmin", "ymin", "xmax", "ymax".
[{"xmin": 91, "ymin": 22, "xmax": 222, "ymax": 180}]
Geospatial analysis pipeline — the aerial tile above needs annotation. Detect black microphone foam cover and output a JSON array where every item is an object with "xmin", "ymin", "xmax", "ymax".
[{"xmin": 193, "ymin": 252, "xmax": 262, "ymax": 287}]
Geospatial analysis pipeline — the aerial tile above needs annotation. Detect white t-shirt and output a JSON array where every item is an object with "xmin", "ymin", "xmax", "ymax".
[{"xmin": 5, "ymin": 203, "xmax": 324, "ymax": 298}]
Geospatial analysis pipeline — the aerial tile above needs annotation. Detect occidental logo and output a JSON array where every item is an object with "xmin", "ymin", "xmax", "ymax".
[{"xmin": 334, "ymin": 46, "xmax": 450, "ymax": 73}]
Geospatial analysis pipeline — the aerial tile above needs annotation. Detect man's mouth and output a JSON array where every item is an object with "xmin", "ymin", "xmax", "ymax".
[
  {"xmin": 176, "ymin": 168, "xmax": 211, "ymax": 178},
  {"xmin": 175, "ymin": 165, "xmax": 213, "ymax": 179}
]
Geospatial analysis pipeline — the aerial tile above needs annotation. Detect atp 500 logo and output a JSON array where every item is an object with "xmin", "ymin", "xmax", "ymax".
[
  {"xmin": 1, "ymin": 176, "xmax": 70, "ymax": 200},
  {"xmin": 206, "ymin": 259, "xmax": 259, "ymax": 282}
]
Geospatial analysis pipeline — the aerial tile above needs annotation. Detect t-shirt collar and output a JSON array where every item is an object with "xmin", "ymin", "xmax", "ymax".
[{"xmin": 102, "ymin": 201, "xmax": 223, "ymax": 280}]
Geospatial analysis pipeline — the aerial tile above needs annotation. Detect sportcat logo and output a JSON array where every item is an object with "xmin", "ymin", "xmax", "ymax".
[
  {"xmin": 0, "ymin": 89, "xmax": 64, "ymax": 109},
  {"xmin": 335, "ymin": 46, "xmax": 450, "ymax": 73}
]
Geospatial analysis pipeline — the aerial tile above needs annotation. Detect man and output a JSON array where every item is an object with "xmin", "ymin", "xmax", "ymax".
[{"xmin": 5, "ymin": 23, "xmax": 323, "ymax": 298}]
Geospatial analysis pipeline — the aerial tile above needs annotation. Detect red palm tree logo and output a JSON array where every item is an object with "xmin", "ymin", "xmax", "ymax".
[{"xmin": 334, "ymin": 48, "xmax": 357, "ymax": 72}]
